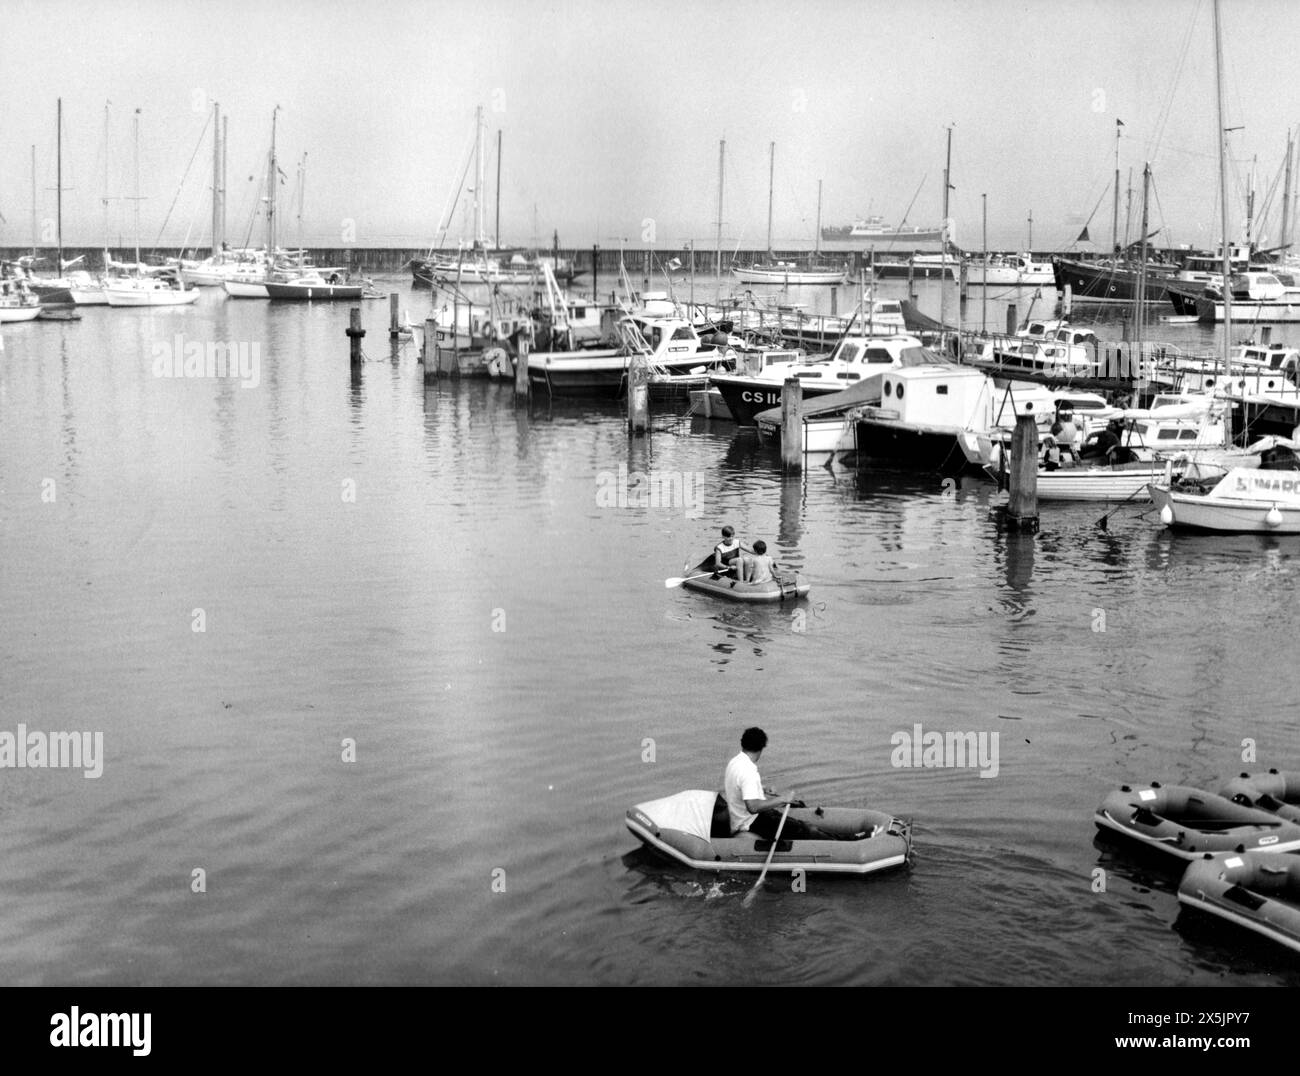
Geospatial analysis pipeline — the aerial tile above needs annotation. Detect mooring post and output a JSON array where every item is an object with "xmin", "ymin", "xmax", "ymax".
[
  {"xmin": 1006, "ymin": 412, "xmax": 1039, "ymax": 532},
  {"xmin": 959, "ymin": 259, "xmax": 969, "ymax": 303},
  {"xmin": 515, "ymin": 335, "xmax": 530, "ymax": 399},
  {"xmin": 1062, "ymin": 284, "xmax": 1072, "ymax": 318},
  {"xmin": 423, "ymin": 318, "xmax": 437, "ymax": 383},
  {"xmin": 592, "ymin": 245, "xmax": 599, "ymax": 303},
  {"xmin": 388, "ymin": 292, "xmax": 400, "ymax": 338},
  {"xmin": 830, "ymin": 286, "xmax": 838, "ymax": 316},
  {"xmin": 627, "ymin": 354, "xmax": 650, "ymax": 434},
  {"xmin": 781, "ymin": 377, "xmax": 803, "ymax": 472},
  {"xmin": 346, "ymin": 307, "xmax": 365, "ymax": 368},
  {"xmin": 1005, "ymin": 302, "xmax": 1017, "ymax": 337},
  {"xmin": 907, "ymin": 258, "xmax": 916, "ymax": 299}
]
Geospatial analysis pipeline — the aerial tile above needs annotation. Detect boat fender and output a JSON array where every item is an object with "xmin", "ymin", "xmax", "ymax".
[{"xmin": 484, "ymin": 348, "xmax": 511, "ymax": 379}]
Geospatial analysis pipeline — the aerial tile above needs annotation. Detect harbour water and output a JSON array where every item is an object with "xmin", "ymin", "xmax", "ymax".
[{"xmin": 2, "ymin": 274, "xmax": 1299, "ymax": 989}]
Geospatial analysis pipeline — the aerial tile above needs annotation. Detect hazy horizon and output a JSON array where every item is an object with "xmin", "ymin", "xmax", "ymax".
[{"xmin": 3, "ymin": 0, "xmax": 1298, "ymax": 255}]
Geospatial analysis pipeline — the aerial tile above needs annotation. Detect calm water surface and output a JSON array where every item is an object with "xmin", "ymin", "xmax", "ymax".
[{"xmin": 1, "ymin": 275, "xmax": 1298, "ymax": 987}]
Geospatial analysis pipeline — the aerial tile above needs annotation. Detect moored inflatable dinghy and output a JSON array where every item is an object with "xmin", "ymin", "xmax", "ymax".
[
  {"xmin": 1094, "ymin": 782, "xmax": 1300, "ymax": 860},
  {"xmin": 1178, "ymin": 851, "xmax": 1300, "ymax": 953},
  {"xmin": 626, "ymin": 789, "xmax": 911, "ymax": 875},
  {"xmin": 679, "ymin": 556, "xmax": 810, "ymax": 603},
  {"xmin": 1220, "ymin": 769, "xmax": 1300, "ymax": 823}
]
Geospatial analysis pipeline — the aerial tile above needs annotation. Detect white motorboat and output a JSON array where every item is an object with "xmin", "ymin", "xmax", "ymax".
[
  {"xmin": 710, "ymin": 333, "xmax": 929, "ymax": 425},
  {"xmin": 1150, "ymin": 440, "xmax": 1300, "ymax": 532}
]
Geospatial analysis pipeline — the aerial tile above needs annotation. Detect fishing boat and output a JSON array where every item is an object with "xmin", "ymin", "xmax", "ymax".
[
  {"xmin": 1178, "ymin": 851, "xmax": 1300, "ymax": 953},
  {"xmin": 626, "ymin": 789, "xmax": 911, "ymax": 875},
  {"xmin": 677, "ymin": 556, "xmax": 810, "ymax": 603},
  {"xmin": 1221, "ymin": 770, "xmax": 1300, "ymax": 823},
  {"xmin": 710, "ymin": 333, "xmax": 929, "ymax": 426},
  {"xmin": 821, "ymin": 215, "xmax": 943, "ymax": 243},
  {"xmin": 1093, "ymin": 783, "xmax": 1300, "ymax": 861}
]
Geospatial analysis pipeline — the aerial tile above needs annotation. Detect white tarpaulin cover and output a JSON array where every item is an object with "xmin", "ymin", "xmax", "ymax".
[{"xmin": 634, "ymin": 790, "xmax": 716, "ymax": 841}]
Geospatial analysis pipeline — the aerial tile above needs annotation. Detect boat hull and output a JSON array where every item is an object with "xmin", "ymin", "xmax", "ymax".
[
  {"xmin": 0, "ymin": 305, "xmax": 42, "ymax": 322},
  {"xmin": 1052, "ymin": 257, "xmax": 1175, "ymax": 303},
  {"xmin": 1094, "ymin": 784, "xmax": 1300, "ymax": 860},
  {"xmin": 1178, "ymin": 851, "xmax": 1300, "ymax": 954},
  {"xmin": 1150, "ymin": 481, "xmax": 1300, "ymax": 533},
  {"xmin": 680, "ymin": 570, "xmax": 810, "ymax": 603},
  {"xmin": 709, "ymin": 375, "xmax": 842, "ymax": 425},
  {"xmin": 626, "ymin": 793, "xmax": 910, "ymax": 875},
  {"xmin": 223, "ymin": 280, "xmax": 270, "ymax": 298},
  {"xmin": 263, "ymin": 282, "xmax": 362, "ymax": 301},
  {"xmin": 732, "ymin": 266, "xmax": 845, "ymax": 285},
  {"xmin": 104, "ymin": 287, "xmax": 199, "ymax": 306}
]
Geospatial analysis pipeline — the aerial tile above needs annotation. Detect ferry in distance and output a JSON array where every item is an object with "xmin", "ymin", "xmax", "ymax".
[{"xmin": 821, "ymin": 215, "xmax": 944, "ymax": 243}]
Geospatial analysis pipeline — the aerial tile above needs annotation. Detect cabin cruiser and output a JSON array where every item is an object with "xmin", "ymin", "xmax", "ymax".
[{"xmin": 710, "ymin": 333, "xmax": 929, "ymax": 425}]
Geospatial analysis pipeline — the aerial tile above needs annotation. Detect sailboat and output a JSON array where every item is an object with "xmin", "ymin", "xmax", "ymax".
[
  {"xmin": 733, "ymin": 144, "xmax": 845, "ymax": 285},
  {"xmin": 105, "ymin": 108, "xmax": 199, "ymax": 306},
  {"xmin": 1148, "ymin": 0, "xmax": 1300, "ymax": 532},
  {"xmin": 410, "ymin": 108, "xmax": 575, "ymax": 287}
]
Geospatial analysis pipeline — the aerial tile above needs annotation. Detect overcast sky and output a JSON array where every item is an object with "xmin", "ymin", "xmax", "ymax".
[{"xmin": 3, "ymin": 0, "xmax": 1298, "ymax": 253}]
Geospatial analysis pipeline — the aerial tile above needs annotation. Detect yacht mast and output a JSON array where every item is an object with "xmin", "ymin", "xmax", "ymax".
[
  {"xmin": 1213, "ymin": 0, "xmax": 1233, "ymax": 446},
  {"xmin": 104, "ymin": 102, "xmax": 112, "ymax": 255},
  {"xmin": 1282, "ymin": 129, "xmax": 1294, "ymax": 251},
  {"xmin": 133, "ymin": 107, "xmax": 140, "ymax": 265},
  {"xmin": 473, "ymin": 104, "xmax": 485, "ymax": 248},
  {"xmin": 940, "ymin": 125, "xmax": 953, "ymax": 333},
  {"xmin": 1112, "ymin": 119, "xmax": 1121, "ymax": 254},
  {"xmin": 815, "ymin": 179, "xmax": 822, "ymax": 255},
  {"xmin": 766, "ymin": 141, "xmax": 774, "ymax": 253},
  {"xmin": 268, "ymin": 107, "xmax": 279, "ymax": 255},
  {"xmin": 715, "ymin": 139, "xmax": 724, "ymax": 298},
  {"xmin": 57, "ymin": 97, "xmax": 63, "ymax": 273},
  {"xmin": 495, "ymin": 128, "xmax": 502, "ymax": 249},
  {"xmin": 211, "ymin": 102, "xmax": 222, "ymax": 257}
]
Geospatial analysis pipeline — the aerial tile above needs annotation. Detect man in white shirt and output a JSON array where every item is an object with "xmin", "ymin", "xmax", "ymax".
[{"xmin": 723, "ymin": 727, "xmax": 832, "ymax": 840}]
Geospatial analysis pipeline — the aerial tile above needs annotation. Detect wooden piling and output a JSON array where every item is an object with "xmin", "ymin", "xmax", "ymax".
[
  {"xmin": 907, "ymin": 259, "xmax": 916, "ymax": 298},
  {"xmin": 388, "ymin": 292, "xmax": 400, "ymax": 338},
  {"xmin": 830, "ymin": 286, "xmax": 837, "ymax": 316},
  {"xmin": 1005, "ymin": 412, "xmax": 1039, "ymax": 532},
  {"xmin": 346, "ymin": 308, "xmax": 365, "ymax": 367},
  {"xmin": 780, "ymin": 377, "xmax": 803, "ymax": 472},
  {"xmin": 515, "ymin": 336, "xmax": 530, "ymax": 399},
  {"xmin": 1005, "ymin": 303, "xmax": 1017, "ymax": 336},
  {"xmin": 1062, "ymin": 284, "xmax": 1072, "ymax": 318},
  {"xmin": 422, "ymin": 318, "xmax": 438, "ymax": 382},
  {"xmin": 592, "ymin": 245, "xmax": 599, "ymax": 303},
  {"xmin": 627, "ymin": 355, "xmax": 650, "ymax": 434}
]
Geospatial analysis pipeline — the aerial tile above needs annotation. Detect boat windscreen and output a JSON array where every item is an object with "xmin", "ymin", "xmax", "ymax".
[{"xmin": 899, "ymin": 346, "xmax": 954, "ymax": 367}]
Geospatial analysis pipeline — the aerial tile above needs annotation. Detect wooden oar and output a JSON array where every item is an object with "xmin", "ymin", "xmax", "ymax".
[
  {"xmin": 664, "ymin": 571, "xmax": 717, "ymax": 588},
  {"xmin": 742, "ymin": 802, "xmax": 791, "ymax": 908}
]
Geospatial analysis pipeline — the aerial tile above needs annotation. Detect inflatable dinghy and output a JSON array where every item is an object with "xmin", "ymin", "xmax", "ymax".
[
  {"xmin": 679, "ymin": 556, "xmax": 810, "ymax": 603},
  {"xmin": 1179, "ymin": 851, "xmax": 1300, "ymax": 953},
  {"xmin": 1220, "ymin": 769, "xmax": 1300, "ymax": 823},
  {"xmin": 626, "ymin": 789, "xmax": 911, "ymax": 875},
  {"xmin": 1094, "ymin": 782, "xmax": 1300, "ymax": 860}
]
